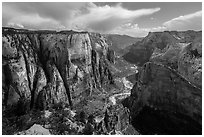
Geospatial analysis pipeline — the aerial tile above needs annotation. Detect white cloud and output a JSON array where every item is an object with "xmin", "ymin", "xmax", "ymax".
[
  {"xmin": 150, "ymin": 17, "xmax": 154, "ymax": 20},
  {"xmin": 2, "ymin": 2, "xmax": 87, "ymax": 29},
  {"xmin": 114, "ymin": 10, "xmax": 202, "ymax": 37},
  {"xmin": 109, "ymin": 22, "xmax": 168, "ymax": 37},
  {"xmin": 8, "ymin": 14, "xmax": 64, "ymax": 30},
  {"xmin": 3, "ymin": 2, "xmax": 201, "ymax": 37},
  {"xmin": 70, "ymin": 4, "xmax": 160, "ymax": 32},
  {"xmin": 2, "ymin": 2, "xmax": 160, "ymax": 34},
  {"xmin": 163, "ymin": 10, "xmax": 202, "ymax": 31},
  {"xmin": 109, "ymin": 23, "xmax": 149, "ymax": 37},
  {"xmin": 8, "ymin": 23, "xmax": 24, "ymax": 28}
]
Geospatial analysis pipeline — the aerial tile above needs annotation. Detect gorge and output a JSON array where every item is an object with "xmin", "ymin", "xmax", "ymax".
[{"xmin": 2, "ymin": 27, "xmax": 202, "ymax": 135}]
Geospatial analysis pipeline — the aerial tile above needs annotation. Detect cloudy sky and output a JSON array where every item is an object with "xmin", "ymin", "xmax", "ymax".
[{"xmin": 2, "ymin": 2, "xmax": 202, "ymax": 37}]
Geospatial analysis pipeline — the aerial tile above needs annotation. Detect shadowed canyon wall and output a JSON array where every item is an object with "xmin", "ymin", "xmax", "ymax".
[{"xmin": 2, "ymin": 28, "xmax": 115, "ymax": 115}]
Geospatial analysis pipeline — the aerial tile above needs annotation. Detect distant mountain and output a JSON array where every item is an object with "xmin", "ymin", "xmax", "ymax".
[
  {"xmin": 123, "ymin": 30, "xmax": 202, "ymax": 66},
  {"xmin": 104, "ymin": 34, "xmax": 143, "ymax": 56}
]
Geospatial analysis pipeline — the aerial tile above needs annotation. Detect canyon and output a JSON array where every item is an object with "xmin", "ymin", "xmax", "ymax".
[{"xmin": 2, "ymin": 27, "xmax": 202, "ymax": 135}]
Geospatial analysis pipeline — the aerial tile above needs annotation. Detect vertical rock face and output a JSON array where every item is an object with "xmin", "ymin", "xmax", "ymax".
[
  {"xmin": 123, "ymin": 30, "xmax": 201, "ymax": 66},
  {"xmin": 3, "ymin": 34, "xmax": 33, "ymax": 109},
  {"xmin": 150, "ymin": 43, "xmax": 187, "ymax": 69},
  {"xmin": 44, "ymin": 61, "xmax": 68, "ymax": 106},
  {"xmin": 128, "ymin": 62, "xmax": 202, "ymax": 126},
  {"xmin": 2, "ymin": 28, "xmax": 115, "ymax": 114},
  {"xmin": 178, "ymin": 41, "xmax": 202, "ymax": 87},
  {"xmin": 150, "ymin": 40, "xmax": 202, "ymax": 87},
  {"xmin": 125, "ymin": 31, "xmax": 202, "ymax": 134}
]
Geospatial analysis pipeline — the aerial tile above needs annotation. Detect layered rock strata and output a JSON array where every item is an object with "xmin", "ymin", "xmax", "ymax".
[
  {"xmin": 2, "ymin": 27, "xmax": 115, "ymax": 114},
  {"xmin": 127, "ymin": 62, "xmax": 202, "ymax": 128}
]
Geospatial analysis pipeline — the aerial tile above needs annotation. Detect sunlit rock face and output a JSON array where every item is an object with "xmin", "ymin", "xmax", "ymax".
[
  {"xmin": 125, "ymin": 30, "xmax": 202, "ymax": 134},
  {"xmin": 2, "ymin": 27, "xmax": 115, "ymax": 114},
  {"xmin": 129, "ymin": 62, "xmax": 201, "ymax": 122},
  {"xmin": 127, "ymin": 62, "xmax": 202, "ymax": 134},
  {"xmin": 123, "ymin": 30, "xmax": 201, "ymax": 66},
  {"xmin": 150, "ymin": 43, "xmax": 187, "ymax": 69},
  {"xmin": 150, "ymin": 37, "xmax": 202, "ymax": 87},
  {"xmin": 177, "ymin": 40, "xmax": 202, "ymax": 87}
]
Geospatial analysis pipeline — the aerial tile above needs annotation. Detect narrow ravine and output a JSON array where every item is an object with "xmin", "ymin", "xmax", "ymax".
[{"xmin": 109, "ymin": 77, "xmax": 133, "ymax": 105}]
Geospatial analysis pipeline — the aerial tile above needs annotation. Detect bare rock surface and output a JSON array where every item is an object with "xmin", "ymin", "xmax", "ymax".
[
  {"xmin": 2, "ymin": 27, "xmax": 202, "ymax": 135},
  {"xmin": 150, "ymin": 38, "xmax": 202, "ymax": 87},
  {"xmin": 123, "ymin": 30, "xmax": 201, "ymax": 66},
  {"xmin": 16, "ymin": 124, "xmax": 51, "ymax": 135},
  {"xmin": 2, "ymin": 27, "xmax": 115, "ymax": 113},
  {"xmin": 127, "ymin": 62, "xmax": 202, "ymax": 134}
]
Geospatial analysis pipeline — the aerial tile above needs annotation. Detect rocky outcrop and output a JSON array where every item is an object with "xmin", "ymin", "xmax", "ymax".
[
  {"xmin": 150, "ymin": 38, "xmax": 202, "ymax": 87},
  {"xmin": 178, "ymin": 41, "xmax": 202, "ymax": 87},
  {"xmin": 127, "ymin": 62, "xmax": 202, "ymax": 128},
  {"xmin": 16, "ymin": 124, "xmax": 51, "ymax": 135},
  {"xmin": 124, "ymin": 31, "xmax": 202, "ymax": 134},
  {"xmin": 150, "ymin": 43, "xmax": 187, "ymax": 69},
  {"xmin": 2, "ymin": 27, "xmax": 115, "ymax": 114},
  {"xmin": 123, "ymin": 30, "xmax": 201, "ymax": 66}
]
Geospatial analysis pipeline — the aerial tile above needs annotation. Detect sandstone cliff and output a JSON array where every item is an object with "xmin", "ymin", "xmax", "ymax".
[
  {"xmin": 2, "ymin": 27, "xmax": 115, "ymax": 115},
  {"xmin": 126, "ymin": 62, "xmax": 202, "ymax": 134},
  {"xmin": 124, "ymin": 32, "xmax": 202, "ymax": 131},
  {"xmin": 123, "ymin": 30, "xmax": 201, "ymax": 66},
  {"xmin": 150, "ymin": 34, "xmax": 202, "ymax": 87}
]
